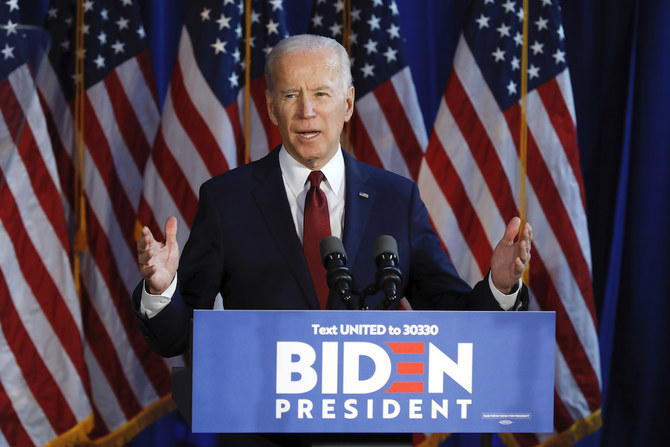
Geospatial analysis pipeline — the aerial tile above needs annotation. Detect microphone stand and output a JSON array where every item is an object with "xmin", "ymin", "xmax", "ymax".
[
  {"xmin": 343, "ymin": 284, "xmax": 395, "ymax": 311},
  {"xmin": 356, "ymin": 285, "xmax": 378, "ymax": 311},
  {"xmin": 321, "ymin": 236, "xmax": 402, "ymax": 311}
]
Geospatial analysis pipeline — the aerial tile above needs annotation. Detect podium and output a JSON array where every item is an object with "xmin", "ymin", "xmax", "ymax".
[{"xmin": 172, "ymin": 310, "xmax": 555, "ymax": 434}]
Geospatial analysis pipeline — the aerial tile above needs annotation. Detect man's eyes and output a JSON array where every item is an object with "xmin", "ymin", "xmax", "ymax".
[{"xmin": 282, "ymin": 92, "xmax": 330, "ymax": 100}]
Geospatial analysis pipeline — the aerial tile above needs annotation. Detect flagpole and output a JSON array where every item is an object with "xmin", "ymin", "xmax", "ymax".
[
  {"xmin": 244, "ymin": 0, "xmax": 252, "ymax": 165},
  {"xmin": 73, "ymin": 0, "xmax": 86, "ymax": 299},
  {"xmin": 341, "ymin": 0, "xmax": 352, "ymax": 155},
  {"xmin": 519, "ymin": 0, "xmax": 530, "ymax": 284},
  {"xmin": 342, "ymin": 0, "xmax": 350, "ymax": 50}
]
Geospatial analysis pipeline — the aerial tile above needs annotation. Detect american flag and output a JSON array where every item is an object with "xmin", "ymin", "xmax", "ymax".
[
  {"xmin": 138, "ymin": 0, "xmax": 288, "ymax": 250},
  {"xmin": 417, "ymin": 0, "xmax": 601, "ymax": 445},
  {"xmin": 35, "ymin": 0, "xmax": 177, "ymax": 442},
  {"xmin": 308, "ymin": 0, "xmax": 428, "ymax": 182},
  {"xmin": 0, "ymin": 6, "xmax": 92, "ymax": 446}
]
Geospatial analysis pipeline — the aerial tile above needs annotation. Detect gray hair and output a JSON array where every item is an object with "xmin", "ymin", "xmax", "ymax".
[{"xmin": 265, "ymin": 34, "xmax": 353, "ymax": 93}]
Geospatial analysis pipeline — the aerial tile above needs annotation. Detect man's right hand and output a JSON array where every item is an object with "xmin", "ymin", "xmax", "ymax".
[{"xmin": 137, "ymin": 216, "xmax": 180, "ymax": 295}]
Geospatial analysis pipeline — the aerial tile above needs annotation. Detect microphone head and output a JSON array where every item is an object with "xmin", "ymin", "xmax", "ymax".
[
  {"xmin": 320, "ymin": 236, "xmax": 347, "ymax": 264},
  {"xmin": 374, "ymin": 235, "xmax": 398, "ymax": 259}
]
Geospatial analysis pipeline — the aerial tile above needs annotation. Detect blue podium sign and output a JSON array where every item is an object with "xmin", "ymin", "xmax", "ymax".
[{"xmin": 187, "ymin": 310, "xmax": 555, "ymax": 433}]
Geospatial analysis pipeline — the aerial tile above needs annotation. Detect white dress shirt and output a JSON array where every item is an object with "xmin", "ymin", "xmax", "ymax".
[{"xmin": 278, "ymin": 145, "xmax": 346, "ymax": 242}]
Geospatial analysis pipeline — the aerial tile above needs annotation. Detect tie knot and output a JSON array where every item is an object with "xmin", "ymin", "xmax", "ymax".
[{"xmin": 308, "ymin": 170, "xmax": 325, "ymax": 189}]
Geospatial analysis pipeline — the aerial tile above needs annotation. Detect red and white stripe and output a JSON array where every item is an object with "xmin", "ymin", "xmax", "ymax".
[
  {"xmin": 139, "ymin": 26, "xmax": 280, "ymax": 249},
  {"xmin": 349, "ymin": 66, "xmax": 428, "ymax": 182},
  {"xmin": 418, "ymin": 35, "xmax": 601, "ymax": 445},
  {"xmin": 36, "ymin": 50, "xmax": 181, "ymax": 441},
  {"xmin": 0, "ymin": 64, "xmax": 91, "ymax": 446}
]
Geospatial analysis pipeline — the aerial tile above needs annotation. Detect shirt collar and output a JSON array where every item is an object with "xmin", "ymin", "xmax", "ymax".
[{"xmin": 279, "ymin": 146, "xmax": 345, "ymax": 197}]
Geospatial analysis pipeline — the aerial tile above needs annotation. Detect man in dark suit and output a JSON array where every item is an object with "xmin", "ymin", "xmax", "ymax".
[{"xmin": 133, "ymin": 34, "xmax": 532, "ymax": 444}]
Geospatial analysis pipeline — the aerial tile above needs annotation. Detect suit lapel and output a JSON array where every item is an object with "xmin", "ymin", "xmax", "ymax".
[
  {"xmin": 251, "ymin": 149, "xmax": 319, "ymax": 309},
  {"xmin": 342, "ymin": 152, "xmax": 376, "ymax": 268}
]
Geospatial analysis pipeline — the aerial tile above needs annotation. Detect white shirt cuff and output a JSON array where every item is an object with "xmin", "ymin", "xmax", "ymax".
[
  {"xmin": 139, "ymin": 273, "xmax": 177, "ymax": 319},
  {"xmin": 488, "ymin": 274, "xmax": 522, "ymax": 311}
]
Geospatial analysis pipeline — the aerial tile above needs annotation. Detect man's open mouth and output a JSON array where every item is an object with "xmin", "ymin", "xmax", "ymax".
[{"xmin": 298, "ymin": 131, "xmax": 320, "ymax": 139}]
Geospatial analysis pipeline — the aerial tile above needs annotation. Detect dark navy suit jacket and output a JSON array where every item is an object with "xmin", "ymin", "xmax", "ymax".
[{"xmin": 133, "ymin": 147, "xmax": 527, "ymax": 358}]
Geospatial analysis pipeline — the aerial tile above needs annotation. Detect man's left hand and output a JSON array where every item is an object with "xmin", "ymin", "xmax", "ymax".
[{"xmin": 490, "ymin": 217, "xmax": 532, "ymax": 294}]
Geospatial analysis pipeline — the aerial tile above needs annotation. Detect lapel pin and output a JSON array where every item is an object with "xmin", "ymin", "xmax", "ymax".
[{"xmin": 358, "ymin": 192, "xmax": 369, "ymax": 199}]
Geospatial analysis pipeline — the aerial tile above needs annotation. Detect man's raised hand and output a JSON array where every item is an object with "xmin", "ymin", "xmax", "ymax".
[
  {"xmin": 137, "ymin": 216, "xmax": 180, "ymax": 295},
  {"xmin": 490, "ymin": 217, "xmax": 532, "ymax": 294}
]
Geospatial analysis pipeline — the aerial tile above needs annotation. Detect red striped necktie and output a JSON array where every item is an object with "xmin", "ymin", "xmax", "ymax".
[{"xmin": 303, "ymin": 170, "xmax": 331, "ymax": 309}]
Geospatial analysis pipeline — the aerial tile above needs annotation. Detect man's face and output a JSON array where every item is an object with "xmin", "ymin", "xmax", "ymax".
[{"xmin": 265, "ymin": 49, "xmax": 355, "ymax": 170}]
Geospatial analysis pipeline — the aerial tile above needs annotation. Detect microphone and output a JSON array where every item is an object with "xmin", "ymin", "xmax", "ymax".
[
  {"xmin": 320, "ymin": 236, "xmax": 355, "ymax": 309},
  {"xmin": 374, "ymin": 235, "xmax": 402, "ymax": 310}
]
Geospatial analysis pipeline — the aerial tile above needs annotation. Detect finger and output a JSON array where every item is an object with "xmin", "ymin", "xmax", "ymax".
[
  {"xmin": 138, "ymin": 244, "xmax": 160, "ymax": 264},
  {"xmin": 140, "ymin": 264, "xmax": 157, "ymax": 280},
  {"xmin": 138, "ymin": 226, "xmax": 156, "ymax": 251},
  {"xmin": 518, "ymin": 241, "xmax": 531, "ymax": 263},
  {"xmin": 138, "ymin": 249, "xmax": 151, "ymax": 265},
  {"xmin": 164, "ymin": 216, "xmax": 178, "ymax": 248},
  {"xmin": 519, "ymin": 222, "xmax": 533, "ymax": 243},
  {"xmin": 524, "ymin": 224, "xmax": 533, "ymax": 255},
  {"xmin": 502, "ymin": 217, "xmax": 521, "ymax": 245},
  {"xmin": 514, "ymin": 257, "xmax": 525, "ymax": 275}
]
